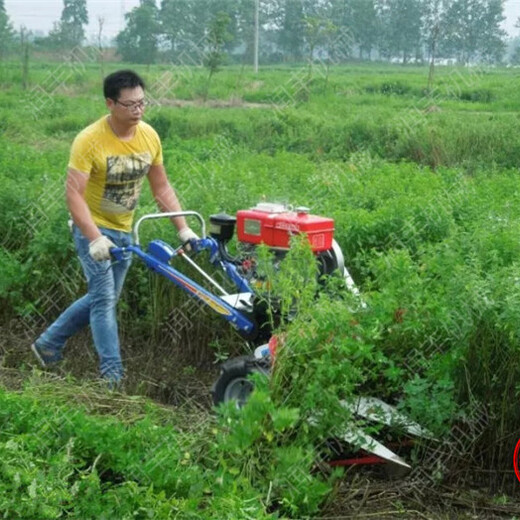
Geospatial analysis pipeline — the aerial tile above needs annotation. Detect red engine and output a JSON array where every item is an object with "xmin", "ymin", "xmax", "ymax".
[
  {"xmin": 208, "ymin": 203, "xmax": 343, "ymax": 281},
  {"xmin": 236, "ymin": 202, "xmax": 334, "ymax": 252}
]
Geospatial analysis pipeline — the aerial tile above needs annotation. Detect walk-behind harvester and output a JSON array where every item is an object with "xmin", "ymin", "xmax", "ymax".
[{"xmin": 111, "ymin": 203, "xmax": 433, "ymax": 475}]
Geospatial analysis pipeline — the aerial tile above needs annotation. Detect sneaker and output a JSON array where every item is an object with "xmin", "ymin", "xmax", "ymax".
[
  {"xmin": 101, "ymin": 373, "xmax": 124, "ymax": 392},
  {"xmin": 30, "ymin": 343, "xmax": 63, "ymax": 367}
]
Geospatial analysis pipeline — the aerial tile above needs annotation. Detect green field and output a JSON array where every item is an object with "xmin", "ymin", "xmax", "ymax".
[{"xmin": 1, "ymin": 60, "xmax": 520, "ymax": 518}]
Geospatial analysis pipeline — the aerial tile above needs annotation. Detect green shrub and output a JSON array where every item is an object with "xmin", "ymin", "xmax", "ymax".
[
  {"xmin": 458, "ymin": 88, "xmax": 495, "ymax": 103},
  {"xmin": 365, "ymin": 81, "xmax": 412, "ymax": 96}
]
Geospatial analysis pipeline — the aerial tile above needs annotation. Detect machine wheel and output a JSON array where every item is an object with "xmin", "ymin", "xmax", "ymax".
[
  {"xmin": 211, "ymin": 355, "xmax": 270, "ymax": 407},
  {"xmin": 316, "ymin": 239, "xmax": 345, "ymax": 278}
]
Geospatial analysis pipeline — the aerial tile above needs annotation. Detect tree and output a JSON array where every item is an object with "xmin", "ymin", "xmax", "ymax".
[
  {"xmin": 511, "ymin": 39, "xmax": 520, "ymax": 65},
  {"xmin": 375, "ymin": 0, "xmax": 392, "ymax": 60},
  {"xmin": 325, "ymin": 0, "xmax": 354, "ymax": 63},
  {"xmin": 442, "ymin": 0, "xmax": 505, "ymax": 64},
  {"xmin": 277, "ymin": 0, "xmax": 305, "ymax": 61},
  {"xmin": 37, "ymin": 21, "xmax": 63, "ymax": 51},
  {"xmin": 327, "ymin": 0, "xmax": 351, "ymax": 31},
  {"xmin": 0, "ymin": 0, "xmax": 15, "ymax": 59},
  {"xmin": 20, "ymin": 26, "xmax": 30, "ymax": 89},
  {"xmin": 116, "ymin": 0, "xmax": 160, "ymax": 64},
  {"xmin": 159, "ymin": 0, "xmax": 238, "ymax": 63},
  {"xmin": 351, "ymin": 0, "xmax": 379, "ymax": 60},
  {"xmin": 39, "ymin": 0, "xmax": 88, "ymax": 51},
  {"xmin": 159, "ymin": 0, "xmax": 192, "ymax": 60},
  {"xmin": 56, "ymin": 0, "xmax": 88, "ymax": 48},
  {"xmin": 382, "ymin": 0, "xmax": 422, "ymax": 63},
  {"xmin": 235, "ymin": 0, "xmax": 269, "ymax": 64},
  {"xmin": 422, "ymin": 0, "xmax": 451, "ymax": 90},
  {"xmin": 62, "ymin": 0, "xmax": 88, "ymax": 47},
  {"xmin": 511, "ymin": 17, "xmax": 520, "ymax": 65},
  {"xmin": 303, "ymin": 17, "xmax": 335, "ymax": 71},
  {"xmin": 477, "ymin": 0, "xmax": 506, "ymax": 63},
  {"xmin": 203, "ymin": 11, "xmax": 233, "ymax": 99},
  {"xmin": 97, "ymin": 16, "xmax": 105, "ymax": 78}
]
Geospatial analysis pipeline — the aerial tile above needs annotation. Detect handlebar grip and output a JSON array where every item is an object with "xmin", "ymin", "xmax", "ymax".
[{"xmin": 109, "ymin": 246, "xmax": 124, "ymax": 261}]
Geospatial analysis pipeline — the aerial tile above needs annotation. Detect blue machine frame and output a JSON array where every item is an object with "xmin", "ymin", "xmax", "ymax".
[{"xmin": 111, "ymin": 236, "xmax": 257, "ymax": 336}]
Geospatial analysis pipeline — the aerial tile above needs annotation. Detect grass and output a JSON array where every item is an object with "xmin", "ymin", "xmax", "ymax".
[{"xmin": 1, "ymin": 59, "xmax": 520, "ymax": 516}]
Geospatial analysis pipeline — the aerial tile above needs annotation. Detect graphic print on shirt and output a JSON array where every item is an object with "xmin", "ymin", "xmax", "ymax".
[{"xmin": 101, "ymin": 152, "xmax": 152, "ymax": 213}]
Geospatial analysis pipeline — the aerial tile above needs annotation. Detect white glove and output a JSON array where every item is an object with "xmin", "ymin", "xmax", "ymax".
[
  {"xmin": 89, "ymin": 235, "xmax": 116, "ymax": 261},
  {"xmin": 178, "ymin": 227, "xmax": 199, "ymax": 244}
]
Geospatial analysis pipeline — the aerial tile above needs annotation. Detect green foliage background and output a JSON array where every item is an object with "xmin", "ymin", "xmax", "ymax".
[{"xmin": 1, "ymin": 61, "xmax": 520, "ymax": 516}]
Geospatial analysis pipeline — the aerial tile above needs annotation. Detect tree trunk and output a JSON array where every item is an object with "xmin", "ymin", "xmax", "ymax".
[
  {"xmin": 308, "ymin": 44, "xmax": 314, "ymax": 80},
  {"xmin": 21, "ymin": 28, "xmax": 29, "ymax": 90},
  {"xmin": 204, "ymin": 69, "xmax": 214, "ymax": 102},
  {"xmin": 427, "ymin": 26, "xmax": 438, "ymax": 93},
  {"xmin": 97, "ymin": 17, "xmax": 105, "ymax": 81},
  {"xmin": 22, "ymin": 45, "xmax": 29, "ymax": 90}
]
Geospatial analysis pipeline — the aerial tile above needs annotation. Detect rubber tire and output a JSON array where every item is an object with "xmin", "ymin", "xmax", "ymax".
[{"xmin": 211, "ymin": 355, "xmax": 270, "ymax": 407}]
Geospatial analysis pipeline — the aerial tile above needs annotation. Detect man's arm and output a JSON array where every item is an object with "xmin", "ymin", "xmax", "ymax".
[
  {"xmin": 147, "ymin": 164, "xmax": 190, "ymax": 232},
  {"xmin": 66, "ymin": 168, "xmax": 101, "ymax": 242}
]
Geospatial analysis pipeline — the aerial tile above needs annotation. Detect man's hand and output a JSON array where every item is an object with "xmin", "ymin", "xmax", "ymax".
[
  {"xmin": 178, "ymin": 227, "xmax": 199, "ymax": 246},
  {"xmin": 89, "ymin": 236, "xmax": 116, "ymax": 261},
  {"xmin": 179, "ymin": 226, "xmax": 199, "ymax": 251}
]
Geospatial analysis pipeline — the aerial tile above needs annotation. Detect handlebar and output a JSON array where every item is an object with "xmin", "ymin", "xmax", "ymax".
[{"xmin": 133, "ymin": 211, "xmax": 206, "ymax": 246}]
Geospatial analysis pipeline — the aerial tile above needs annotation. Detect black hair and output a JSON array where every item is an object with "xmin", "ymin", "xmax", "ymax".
[{"xmin": 103, "ymin": 70, "xmax": 146, "ymax": 100}]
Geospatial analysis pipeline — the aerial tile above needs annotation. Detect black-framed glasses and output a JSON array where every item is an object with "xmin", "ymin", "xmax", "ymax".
[{"xmin": 114, "ymin": 99, "xmax": 147, "ymax": 111}]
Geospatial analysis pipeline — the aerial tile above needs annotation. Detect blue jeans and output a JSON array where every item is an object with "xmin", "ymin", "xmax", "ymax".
[{"xmin": 36, "ymin": 226, "xmax": 133, "ymax": 382}]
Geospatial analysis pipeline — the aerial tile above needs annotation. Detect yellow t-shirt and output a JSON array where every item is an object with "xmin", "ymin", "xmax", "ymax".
[{"xmin": 68, "ymin": 116, "xmax": 163, "ymax": 232}]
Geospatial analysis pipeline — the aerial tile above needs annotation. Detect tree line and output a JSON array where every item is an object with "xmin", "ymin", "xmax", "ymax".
[
  {"xmin": 113, "ymin": 0, "xmax": 512, "ymax": 65},
  {"xmin": 1, "ymin": 0, "xmax": 519, "ymax": 66}
]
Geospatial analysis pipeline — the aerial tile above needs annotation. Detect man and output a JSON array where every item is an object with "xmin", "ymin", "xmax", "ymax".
[{"xmin": 31, "ymin": 69, "xmax": 197, "ymax": 385}]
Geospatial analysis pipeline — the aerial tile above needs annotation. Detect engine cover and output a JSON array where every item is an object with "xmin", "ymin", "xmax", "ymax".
[{"xmin": 236, "ymin": 203, "xmax": 334, "ymax": 252}]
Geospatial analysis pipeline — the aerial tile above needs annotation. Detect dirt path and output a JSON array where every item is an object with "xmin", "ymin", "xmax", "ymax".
[
  {"xmin": 152, "ymin": 97, "xmax": 276, "ymax": 109},
  {"xmin": 0, "ymin": 323, "xmax": 216, "ymax": 407},
  {"xmin": 1, "ymin": 325, "xmax": 519, "ymax": 519},
  {"xmin": 320, "ymin": 478, "xmax": 520, "ymax": 519}
]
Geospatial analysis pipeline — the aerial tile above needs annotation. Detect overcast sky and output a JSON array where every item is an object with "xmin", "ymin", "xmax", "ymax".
[
  {"xmin": 5, "ymin": 0, "xmax": 141, "ymax": 40},
  {"xmin": 5, "ymin": 0, "xmax": 520, "ymax": 41}
]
